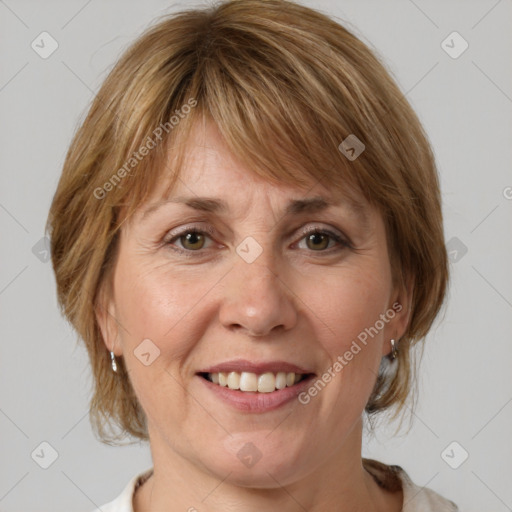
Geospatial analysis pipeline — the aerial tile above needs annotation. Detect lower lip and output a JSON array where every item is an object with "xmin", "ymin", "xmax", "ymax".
[{"xmin": 197, "ymin": 375, "xmax": 315, "ymax": 413}]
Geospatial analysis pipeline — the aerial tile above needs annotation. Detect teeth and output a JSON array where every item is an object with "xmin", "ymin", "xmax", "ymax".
[
  {"xmin": 227, "ymin": 371, "xmax": 240, "ymax": 390},
  {"xmin": 240, "ymin": 372, "xmax": 258, "ymax": 392},
  {"xmin": 258, "ymin": 372, "xmax": 275, "ymax": 393},
  {"xmin": 275, "ymin": 372, "xmax": 287, "ymax": 390},
  {"xmin": 207, "ymin": 371, "xmax": 303, "ymax": 392}
]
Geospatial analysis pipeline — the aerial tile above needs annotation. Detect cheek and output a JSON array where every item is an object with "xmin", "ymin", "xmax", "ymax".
[
  {"xmin": 111, "ymin": 258, "xmax": 228, "ymax": 413},
  {"xmin": 312, "ymin": 265, "xmax": 391, "ymax": 351},
  {"xmin": 301, "ymin": 265, "xmax": 391, "ymax": 408},
  {"xmin": 111, "ymin": 261, "xmax": 213, "ymax": 427},
  {"xmin": 113, "ymin": 259, "xmax": 218, "ymax": 347}
]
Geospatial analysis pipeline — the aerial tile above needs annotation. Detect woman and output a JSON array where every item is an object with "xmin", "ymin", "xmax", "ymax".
[{"xmin": 46, "ymin": 0, "xmax": 458, "ymax": 510}]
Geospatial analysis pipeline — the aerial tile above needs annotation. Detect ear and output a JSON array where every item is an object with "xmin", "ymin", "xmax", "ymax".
[
  {"xmin": 94, "ymin": 285, "xmax": 122, "ymax": 356},
  {"xmin": 381, "ymin": 275, "xmax": 414, "ymax": 357}
]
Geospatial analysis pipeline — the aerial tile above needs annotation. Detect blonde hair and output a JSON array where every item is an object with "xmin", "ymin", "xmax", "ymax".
[{"xmin": 46, "ymin": 0, "xmax": 448, "ymax": 443}]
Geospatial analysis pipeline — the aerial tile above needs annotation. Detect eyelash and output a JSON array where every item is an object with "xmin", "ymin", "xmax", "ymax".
[{"xmin": 162, "ymin": 224, "xmax": 351, "ymax": 258}]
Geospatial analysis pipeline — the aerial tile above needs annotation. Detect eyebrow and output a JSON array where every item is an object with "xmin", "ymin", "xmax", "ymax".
[{"xmin": 140, "ymin": 195, "xmax": 369, "ymax": 226}]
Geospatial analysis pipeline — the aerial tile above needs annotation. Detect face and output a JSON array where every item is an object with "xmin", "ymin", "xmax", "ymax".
[{"xmin": 97, "ymin": 119, "xmax": 411, "ymax": 487}]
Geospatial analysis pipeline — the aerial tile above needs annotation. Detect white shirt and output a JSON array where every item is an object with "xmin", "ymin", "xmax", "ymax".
[{"xmin": 93, "ymin": 459, "xmax": 458, "ymax": 511}]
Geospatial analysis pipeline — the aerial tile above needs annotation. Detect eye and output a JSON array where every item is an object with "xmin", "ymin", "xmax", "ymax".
[
  {"xmin": 179, "ymin": 231, "xmax": 207, "ymax": 250},
  {"xmin": 163, "ymin": 225, "xmax": 350, "ymax": 256},
  {"xmin": 164, "ymin": 228, "xmax": 214, "ymax": 252},
  {"xmin": 295, "ymin": 226, "xmax": 350, "ymax": 252}
]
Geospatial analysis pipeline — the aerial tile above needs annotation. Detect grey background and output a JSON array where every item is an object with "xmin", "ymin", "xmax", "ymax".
[{"xmin": 1, "ymin": 0, "xmax": 511, "ymax": 510}]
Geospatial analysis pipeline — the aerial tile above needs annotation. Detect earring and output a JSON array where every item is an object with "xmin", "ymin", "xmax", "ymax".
[
  {"xmin": 390, "ymin": 338, "xmax": 398, "ymax": 360},
  {"xmin": 110, "ymin": 351, "xmax": 118, "ymax": 373}
]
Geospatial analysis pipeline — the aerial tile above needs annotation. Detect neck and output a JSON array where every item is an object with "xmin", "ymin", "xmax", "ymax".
[{"xmin": 134, "ymin": 418, "xmax": 401, "ymax": 512}]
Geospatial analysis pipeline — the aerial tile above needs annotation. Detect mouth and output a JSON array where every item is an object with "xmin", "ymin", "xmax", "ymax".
[
  {"xmin": 198, "ymin": 371, "xmax": 311, "ymax": 393},
  {"xmin": 195, "ymin": 359, "xmax": 316, "ymax": 412}
]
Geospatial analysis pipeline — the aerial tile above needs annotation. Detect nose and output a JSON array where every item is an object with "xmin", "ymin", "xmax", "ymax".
[{"xmin": 218, "ymin": 251, "xmax": 298, "ymax": 338}]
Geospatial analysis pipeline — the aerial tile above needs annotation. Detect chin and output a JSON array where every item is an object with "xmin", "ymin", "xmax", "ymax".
[
  {"xmin": 194, "ymin": 433, "xmax": 312, "ymax": 488},
  {"xmin": 208, "ymin": 457, "xmax": 305, "ymax": 489}
]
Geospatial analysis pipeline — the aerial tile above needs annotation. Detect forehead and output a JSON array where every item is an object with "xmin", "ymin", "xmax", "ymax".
[
  {"xmin": 137, "ymin": 174, "xmax": 372, "ymax": 237},
  {"xmin": 118, "ymin": 115, "xmax": 378, "ymax": 235},
  {"xmin": 143, "ymin": 119, "xmax": 368, "ymax": 212}
]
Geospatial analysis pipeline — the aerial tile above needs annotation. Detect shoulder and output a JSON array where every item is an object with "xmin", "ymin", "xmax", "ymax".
[
  {"xmin": 363, "ymin": 458, "xmax": 459, "ymax": 512},
  {"xmin": 89, "ymin": 468, "xmax": 153, "ymax": 512}
]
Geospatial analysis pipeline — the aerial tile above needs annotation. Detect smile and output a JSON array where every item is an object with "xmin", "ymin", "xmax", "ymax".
[
  {"xmin": 196, "ymin": 359, "xmax": 316, "ymax": 412},
  {"xmin": 201, "ymin": 371, "xmax": 309, "ymax": 393}
]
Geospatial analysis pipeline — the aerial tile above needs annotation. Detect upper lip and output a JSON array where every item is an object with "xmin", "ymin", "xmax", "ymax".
[{"xmin": 198, "ymin": 359, "xmax": 314, "ymax": 375}]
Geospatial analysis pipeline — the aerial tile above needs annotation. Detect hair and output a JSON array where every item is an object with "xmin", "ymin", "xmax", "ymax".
[{"xmin": 46, "ymin": 0, "xmax": 448, "ymax": 444}]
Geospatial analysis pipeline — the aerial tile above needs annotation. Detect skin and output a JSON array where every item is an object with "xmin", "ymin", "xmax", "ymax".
[{"xmin": 96, "ymin": 118, "xmax": 412, "ymax": 512}]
